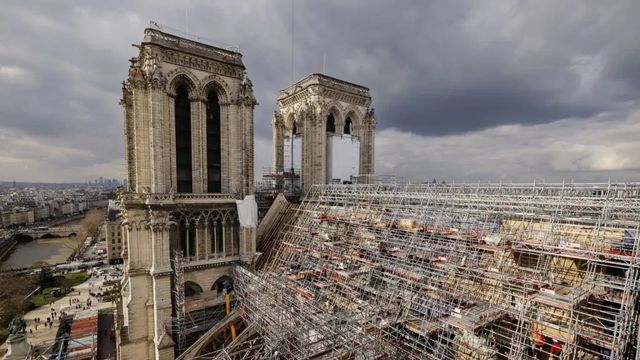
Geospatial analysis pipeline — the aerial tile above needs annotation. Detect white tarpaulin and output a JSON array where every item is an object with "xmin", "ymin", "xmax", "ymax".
[{"xmin": 236, "ymin": 195, "xmax": 258, "ymax": 228}]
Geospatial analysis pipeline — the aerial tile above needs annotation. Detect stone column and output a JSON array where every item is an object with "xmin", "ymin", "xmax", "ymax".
[
  {"xmin": 272, "ymin": 112, "xmax": 285, "ymax": 178},
  {"xmin": 221, "ymin": 219, "xmax": 228, "ymax": 257},
  {"xmin": 204, "ymin": 220, "xmax": 210, "ymax": 260},
  {"xmin": 194, "ymin": 220, "xmax": 201, "ymax": 260},
  {"xmin": 152, "ymin": 274, "xmax": 174, "ymax": 360},
  {"xmin": 219, "ymin": 102, "xmax": 230, "ymax": 194},
  {"xmin": 122, "ymin": 86, "xmax": 136, "ymax": 192},
  {"xmin": 227, "ymin": 103, "xmax": 242, "ymax": 195},
  {"xmin": 190, "ymin": 97, "xmax": 205, "ymax": 193},
  {"xmin": 149, "ymin": 212, "xmax": 171, "ymax": 274},
  {"xmin": 358, "ymin": 110, "xmax": 376, "ymax": 183},
  {"xmin": 133, "ymin": 86, "xmax": 151, "ymax": 191},
  {"xmin": 168, "ymin": 93, "xmax": 177, "ymax": 192},
  {"xmin": 317, "ymin": 109, "xmax": 327, "ymax": 185},
  {"xmin": 121, "ymin": 208, "xmax": 153, "ymax": 356},
  {"xmin": 149, "ymin": 218, "xmax": 174, "ymax": 359},
  {"xmin": 148, "ymin": 84, "xmax": 165, "ymax": 193},
  {"xmin": 242, "ymin": 101, "xmax": 256, "ymax": 195},
  {"xmin": 302, "ymin": 109, "xmax": 314, "ymax": 194}
]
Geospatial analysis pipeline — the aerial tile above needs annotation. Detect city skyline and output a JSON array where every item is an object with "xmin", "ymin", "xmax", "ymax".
[{"xmin": 1, "ymin": 1, "xmax": 640, "ymax": 183}]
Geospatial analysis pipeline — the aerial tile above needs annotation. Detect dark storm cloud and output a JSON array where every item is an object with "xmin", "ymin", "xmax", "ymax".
[
  {"xmin": 285, "ymin": 1, "xmax": 640, "ymax": 135},
  {"xmin": 0, "ymin": 0, "xmax": 639, "ymax": 181}
]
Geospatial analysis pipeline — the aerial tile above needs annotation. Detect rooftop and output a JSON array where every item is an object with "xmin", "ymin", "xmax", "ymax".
[
  {"xmin": 279, "ymin": 73, "xmax": 371, "ymax": 100},
  {"xmin": 143, "ymin": 22, "xmax": 244, "ymax": 68}
]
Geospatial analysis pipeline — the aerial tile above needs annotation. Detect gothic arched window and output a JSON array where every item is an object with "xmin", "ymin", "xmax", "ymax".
[
  {"xmin": 175, "ymin": 85, "xmax": 192, "ymax": 193},
  {"xmin": 344, "ymin": 117, "xmax": 352, "ymax": 135},
  {"xmin": 206, "ymin": 89, "xmax": 222, "ymax": 193},
  {"xmin": 327, "ymin": 114, "xmax": 336, "ymax": 133}
]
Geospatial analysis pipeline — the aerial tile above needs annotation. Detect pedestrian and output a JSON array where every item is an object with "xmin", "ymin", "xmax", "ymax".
[{"xmin": 29, "ymin": 328, "xmax": 32, "ymax": 334}]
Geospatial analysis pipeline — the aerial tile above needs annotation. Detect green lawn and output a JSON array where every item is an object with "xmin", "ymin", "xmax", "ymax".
[
  {"xmin": 30, "ymin": 271, "xmax": 89, "ymax": 308},
  {"xmin": 63, "ymin": 271, "xmax": 89, "ymax": 284}
]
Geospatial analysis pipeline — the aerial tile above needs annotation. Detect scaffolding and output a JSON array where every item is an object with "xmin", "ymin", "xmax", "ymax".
[
  {"xmin": 171, "ymin": 250, "xmax": 241, "ymax": 357},
  {"xmin": 233, "ymin": 182, "xmax": 640, "ymax": 359},
  {"xmin": 173, "ymin": 250, "xmax": 187, "ymax": 354}
]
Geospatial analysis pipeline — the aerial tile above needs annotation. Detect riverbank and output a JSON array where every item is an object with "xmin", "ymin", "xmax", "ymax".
[
  {"xmin": 0, "ymin": 236, "xmax": 82, "ymax": 270},
  {"xmin": 0, "ymin": 208, "xmax": 105, "ymax": 270}
]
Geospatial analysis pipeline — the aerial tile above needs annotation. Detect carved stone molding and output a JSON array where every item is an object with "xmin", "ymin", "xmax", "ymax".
[{"xmin": 158, "ymin": 49, "xmax": 244, "ymax": 79}]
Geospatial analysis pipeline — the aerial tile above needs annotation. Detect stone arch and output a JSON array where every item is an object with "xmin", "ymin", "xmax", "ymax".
[
  {"xmin": 342, "ymin": 106, "xmax": 362, "ymax": 135},
  {"xmin": 184, "ymin": 280, "xmax": 203, "ymax": 298},
  {"xmin": 285, "ymin": 112, "xmax": 297, "ymax": 135},
  {"xmin": 211, "ymin": 275, "xmax": 234, "ymax": 294},
  {"xmin": 325, "ymin": 103, "xmax": 344, "ymax": 128},
  {"xmin": 200, "ymin": 75, "xmax": 231, "ymax": 104},
  {"xmin": 14, "ymin": 234, "xmax": 34, "ymax": 242},
  {"xmin": 166, "ymin": 69, "xmax": 198, "ymax": 96}
]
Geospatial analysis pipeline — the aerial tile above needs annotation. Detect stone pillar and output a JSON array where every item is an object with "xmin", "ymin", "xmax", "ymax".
[
  {"xmin": 122, "ymin": 86, "xmax": 136, "ymax": 192},
  {"xmin": 152, "ymin": 274, "xmax": 174, "ymax": 359},
  {"xmin": 221, "ymin": 219, "xmax": 227, "ymax": 258},
  {"xmin": 242, "ymin": 101, "xmax": 255, "ymax": 195},
  {"xmin": 162, "ymin": 93, "xmax": 173, "ymax": 193},
  {"xmin": 190, "ymin": 97, "xmax": 205, "ymax": 193},
  {"xmin": 227, "ymin": 103, "xmax": 242, "ymax": 195},
  {"xmin": 240, "ymin": 226, "xmax": 257, "ymax": 263},
  {"xmin": 204, "ymin": 220, "xmax": 210, "ymax": 260},
  {"xmin": 196, "ymin": 97, "xmax": 208, "ymax": 194},
  {"xmin": 2, "ymin": 334, "xmax": 30, "ymax": 360},
  {"xmin": 219, "ymin": 103, "xmax": 230, "ymax": 194},
  {"xmin": 302, "ymin": 109, "xmax": 314, "ymax": 194},
  {"xmin": 272, "ymin": 112, "xmax": 285, "ymax": 178},
  {"xmin": 168, "ymin": 94, "xmax": 177, "ymax": 192},
  {"xmin": 132, "ymin": 86, "xmax": 151, "ymax": 191},
  {"xmin": 358, "ymin": 110, "xmax": 376, "ymax": 183},
  {"xmin": 196, "ymin": 220, "xmax": 207, "ymax": 261},
  {"xmin": 316, "ymin": 109, "xmax": 327, "ymax": 186},
  {"xmin": 150, "ymin": 212, "xmax": 171, "ymax": 274},
  {"xmin": 149, "ymin": 85, "xmax": 166, "ymax": 193}
]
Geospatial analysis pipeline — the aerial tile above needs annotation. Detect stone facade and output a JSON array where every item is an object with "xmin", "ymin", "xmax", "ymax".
[
  {"xmin": 104, "ymin": 220, "xmax": 123, "ymax": 264},
  {"xmin": 117, "ymin": 27, "xmax": 257, "ymax": 360},
  {"xmin": 272, "ymin": 73, "xmax": 376, "ymax": 192}
]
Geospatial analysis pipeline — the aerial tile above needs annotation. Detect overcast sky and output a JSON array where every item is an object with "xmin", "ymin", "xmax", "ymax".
[{"xmin": 1, "ymin": 0, "xmax": 639, "ymax": 183}]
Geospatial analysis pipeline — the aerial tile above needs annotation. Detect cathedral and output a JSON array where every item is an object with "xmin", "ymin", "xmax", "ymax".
[{"xmin": 116, "ymin": 25, "xmax": 375, "ymax": 360}]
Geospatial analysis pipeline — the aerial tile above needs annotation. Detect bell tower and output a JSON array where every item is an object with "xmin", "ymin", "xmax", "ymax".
[
  {"xmin": 272, "ymin": 74, "xmax": 376, "ymax": 193},
  {"xmin": 117, "ymin": 25, "xmax": 257, "ymax": 360}
]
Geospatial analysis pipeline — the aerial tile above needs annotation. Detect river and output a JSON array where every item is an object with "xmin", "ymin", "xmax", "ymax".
[{"xmin": 1, "ymin": 217, "xmax": 86, "ymax": 270}]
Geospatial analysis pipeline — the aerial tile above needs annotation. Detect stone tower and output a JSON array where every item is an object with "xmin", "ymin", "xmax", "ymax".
[
  {"xmin": 117, "ymin": 26, "xmax": 257, "ymax": 360},
  {"xmin": 272, "ymin": 74, "xmax": 375, "ymax": 193}
]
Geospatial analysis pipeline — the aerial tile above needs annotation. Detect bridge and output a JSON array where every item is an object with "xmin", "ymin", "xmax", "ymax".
[{"xmin": 13, "ymin": 225, "xmax": 82, "ymax": 241}]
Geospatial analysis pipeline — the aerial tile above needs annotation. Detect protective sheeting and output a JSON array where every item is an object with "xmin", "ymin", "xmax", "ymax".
[
  {"xmin": 328, "ymin": 135, "xmax": 359, "ymax": 183},
  {"xmin": 236, "ymin": 195, "xmax": 258, "ymax": 228}
]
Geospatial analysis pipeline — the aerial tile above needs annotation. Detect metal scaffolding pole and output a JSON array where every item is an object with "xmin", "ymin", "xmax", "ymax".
[{"xmin": 220, "ymin": 182, "xmax": 640, "ymax": 359}]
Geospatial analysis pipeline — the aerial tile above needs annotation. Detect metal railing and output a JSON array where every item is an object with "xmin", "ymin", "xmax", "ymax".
[{"xmin": 149, "ymin": 21, "xmax": 240, "ymax": 52}]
